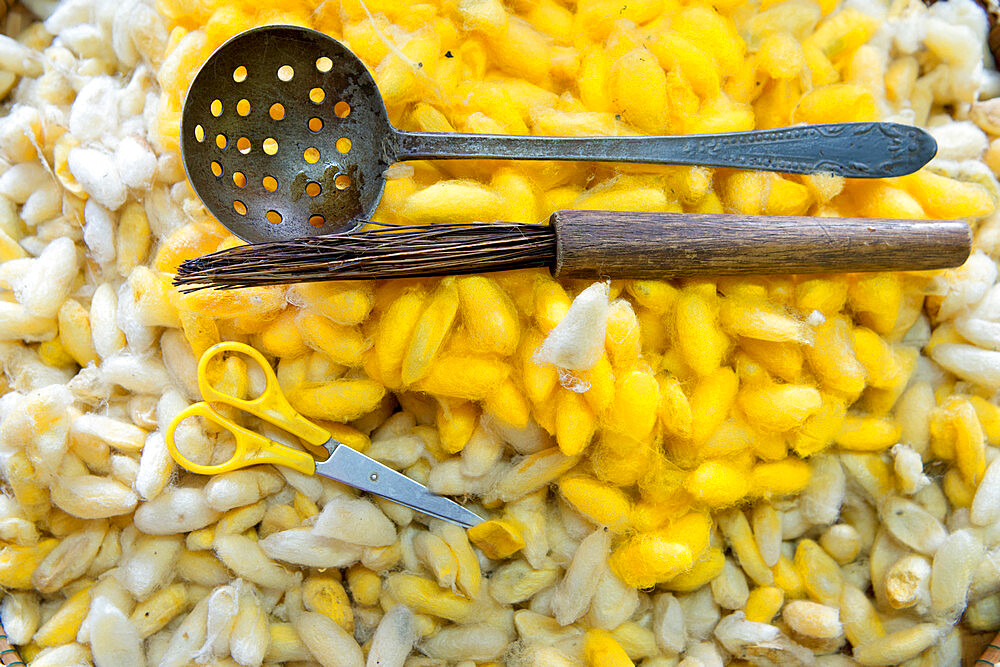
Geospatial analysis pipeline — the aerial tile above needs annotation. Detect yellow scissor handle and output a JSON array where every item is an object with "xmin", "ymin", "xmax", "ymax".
[
  {"xmin": 197, "ymin": 341, "xmax": 329, "ymax": 447},
  {"xmin": 165, "ymin": 402, "xmax": 316, "ymax": 475}
]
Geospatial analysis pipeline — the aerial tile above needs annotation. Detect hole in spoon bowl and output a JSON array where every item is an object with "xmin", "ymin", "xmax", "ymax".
[
  {"xmin": 309, "ymin": 88, "xmax": 325, "ymax": 104},
  {"xmin": 211, "ymin": 99, "xmax": 223, "ymax": 116},
  {"xmin": 304, "ymin": 147, "xmax": 320, "ymax": 164},
  {"xmin": 233, "ymin": 171, "xmax": 246, "ymax": 188},
  {"xmin": 263, "ymin": 138, "xmax": 279, "ymax": 156},
  {"xmin": 309, "ymin": 214, "xmax": 325, "ymax": 228},
  {"xmin": 277, "ymin": 65, "xmax": 294, "ymax": 82},
  {"xmin": 236, "ymin": 99, "xmax": 251, "ymax": 116},
  {"xmin": 211, "ymin": 161, "xmax": 222, "ymax": 177},
  {"xmin": 269, "ymin": 103, "xmax": 285, "ymax": 121},
  {"xmin": 316, "ymin": 56, "xmax": 332, "ymax": 73},
  {"xmin": 309, "ymin": 117, "xmax": 323, "ymax": 133},
  {"xmin": 236, "ymin": 137, "xmax": 251, "ymax": 154},
  {"xmin": 233, "ymin": 200, "xmax": 247, "ymax": 215},
  {"xmin": 306, "ymin": 182, "xmax": 321, "ymax": 197},
  {"xmin": 262, "ymin": 175, "xmax": 278, "ymax": 191},
  {"xmin": 233, "ymin": 65, "xmax": 247, "ymax": 82},
  {"xmin": 335, "ymin": 174, "xmax": 351, "ymax": 190},
  {"xmin": 266, "ymin": 210, "xmax": 283, "ymax": 224},
  {"xmin": 337, "ymin": 137, "xmax": 351, "ymax": 153},
  {"xmin": 334, "ymin": 101, "xmax": 350, "ymax": 118}
]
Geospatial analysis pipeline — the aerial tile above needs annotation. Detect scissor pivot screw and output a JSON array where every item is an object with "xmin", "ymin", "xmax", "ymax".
[{"xmin": 370, "ymin": 473, "xmax": 378, "ymax": 482}]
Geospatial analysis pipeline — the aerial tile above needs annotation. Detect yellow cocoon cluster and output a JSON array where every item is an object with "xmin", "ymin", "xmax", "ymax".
[{"xmin": 153, "ymin": 0, "xmax": 999, "ymax": 613}]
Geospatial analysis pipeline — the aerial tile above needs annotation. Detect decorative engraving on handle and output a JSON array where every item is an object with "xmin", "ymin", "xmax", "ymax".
[
  {"xmin": 677, "ymin": 123, "xmax": 932, "ymax": 177},
  {"xmin": 395, "ymin": 122, "xmax": 935, "ymax": 178},
  {"xmin": 810, "ymin": 122, "xmax": 930, "ymax": 176}
]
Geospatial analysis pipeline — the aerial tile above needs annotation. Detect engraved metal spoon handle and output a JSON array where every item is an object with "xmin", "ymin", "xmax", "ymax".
[{"xmin": 394, "ymin": 122, "xmax": 936, "ymax": 179}]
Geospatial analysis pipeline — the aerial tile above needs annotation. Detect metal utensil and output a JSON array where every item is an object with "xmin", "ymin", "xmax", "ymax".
[
  {"xmin": 165, "ymin": 341, "xmax": 482, "ymax": 529},
  {"xmin": 174, "ymin": 212, "xmax": 972, "ymax": 290},
  {"xmin": 180, "ymin": 25, "xmax": 938, "ymax": 243}
]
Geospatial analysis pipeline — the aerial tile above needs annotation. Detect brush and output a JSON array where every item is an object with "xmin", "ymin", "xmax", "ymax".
[{"xmin": 173, "ymin": 211, "xmax": 971, "ymax": 291}]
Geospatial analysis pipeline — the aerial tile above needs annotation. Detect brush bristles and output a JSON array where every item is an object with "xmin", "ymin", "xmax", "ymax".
[{"xmin": 173, "ymin": 222, "xmax": 558, "ymax": 290}]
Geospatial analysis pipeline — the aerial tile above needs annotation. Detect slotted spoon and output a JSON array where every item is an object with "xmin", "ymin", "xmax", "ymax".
[{"xmin": 181, "ymin": 25, "xmax": 938, "ymax": 243}]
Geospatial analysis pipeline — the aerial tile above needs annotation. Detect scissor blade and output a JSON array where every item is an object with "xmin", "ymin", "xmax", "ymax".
[{"xmin": 316, "ymin": 443, "xmax": 483, "ymax": 529}]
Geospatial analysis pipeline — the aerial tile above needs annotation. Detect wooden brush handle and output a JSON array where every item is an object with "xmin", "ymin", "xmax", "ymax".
[{"xmin": 550, "ymin": 210, "xmax": 971, "ymax": 278}]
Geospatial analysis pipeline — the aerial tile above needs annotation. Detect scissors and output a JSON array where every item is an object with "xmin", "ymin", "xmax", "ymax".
[{"xmin": 164, "ymin": 341, "xmax": 483, "ymax": 529}]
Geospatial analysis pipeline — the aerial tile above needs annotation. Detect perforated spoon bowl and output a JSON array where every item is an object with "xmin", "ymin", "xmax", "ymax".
[{"xmin": 181, "ymin": 25, "xmax": 938, "ymax": 243}]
